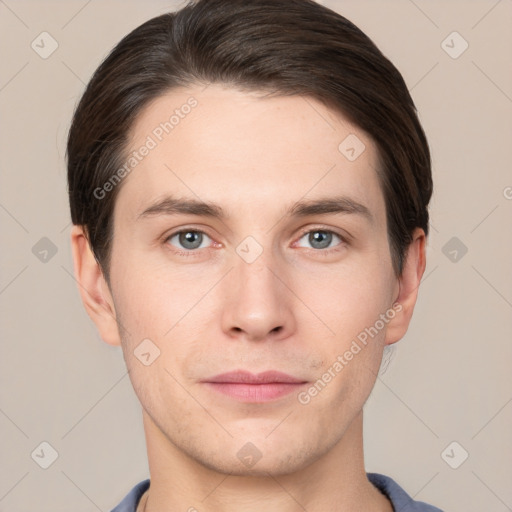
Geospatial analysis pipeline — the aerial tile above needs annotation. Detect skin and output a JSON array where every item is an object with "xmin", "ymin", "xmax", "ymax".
[{"xmin": 71, "ymin": 84, "xmax": 426, "ymax": 512}]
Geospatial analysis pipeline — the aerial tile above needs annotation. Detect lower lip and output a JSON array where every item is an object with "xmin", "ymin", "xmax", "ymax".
[{"xmin": 204, "ymin": 382, "xmax": 306, "ymax": 402}]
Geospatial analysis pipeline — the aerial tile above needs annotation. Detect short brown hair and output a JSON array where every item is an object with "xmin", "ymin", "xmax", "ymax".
[{"xmin": 67, "ymin": 0, "xmax": 432, "ymax": 280}]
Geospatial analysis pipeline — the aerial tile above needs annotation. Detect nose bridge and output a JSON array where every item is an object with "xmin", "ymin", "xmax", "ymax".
[
  {"xmin": 234, "ymin": 238, "xmax": 282, "ymax": 306},
  {"xmin": 233, "ymin": 231, "xmax": 278, "ymax": 283}
]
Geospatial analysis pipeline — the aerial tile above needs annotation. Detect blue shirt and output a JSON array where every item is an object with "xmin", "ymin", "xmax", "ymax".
[{"xmin": 111, "ymin": 472, "xmax": 443, "ymax": 511}]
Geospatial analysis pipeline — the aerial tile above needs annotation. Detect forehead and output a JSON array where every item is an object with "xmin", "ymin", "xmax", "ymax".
[{"xmin": 116, "ymin": 84, "xmax": 386, "ymax": 228}]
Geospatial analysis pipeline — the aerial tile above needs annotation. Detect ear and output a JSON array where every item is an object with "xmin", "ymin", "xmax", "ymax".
[
  {"xmin": 70, "ymin": 225, "xmax": 122, "ymax": 346},
  {"xmin": 384, "ymin": 227, "xmax": 427, "ymax": 345}
]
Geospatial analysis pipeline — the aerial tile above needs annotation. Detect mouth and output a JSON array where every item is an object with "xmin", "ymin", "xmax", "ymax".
[{"xmin": 201, "ymin": 370, "xmax": 308, "ymax": 403}]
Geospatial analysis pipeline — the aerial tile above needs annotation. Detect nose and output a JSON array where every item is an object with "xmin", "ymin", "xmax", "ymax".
[{"xmin": 220, "ymin": 250, "xmax": 296, "ymax": 343}]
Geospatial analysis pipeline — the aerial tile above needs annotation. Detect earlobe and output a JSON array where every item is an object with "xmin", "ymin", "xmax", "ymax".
[
  {"xmin": 384, "ymin": 228, "xmax": 427, "ymax": 345},
  {"xmin": 70, "ymin": 225, "xmax": 122, "ymax": 347}
]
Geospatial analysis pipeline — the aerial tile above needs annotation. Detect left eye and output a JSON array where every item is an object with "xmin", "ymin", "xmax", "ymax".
[
  {"xmin": 166, "ymin": 230, "xmax": 212, "ymax": 251},
  {"xmin": 296, "ymin": 230, "xmax": 343, "ymax": 250}
]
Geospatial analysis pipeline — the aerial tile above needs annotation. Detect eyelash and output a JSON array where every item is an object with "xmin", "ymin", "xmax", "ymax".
[{"xmin": 163, "ymin": 226, "xmax": 348, "ymax": 258}]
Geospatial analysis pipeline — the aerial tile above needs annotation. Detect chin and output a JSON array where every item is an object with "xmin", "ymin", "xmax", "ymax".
[
  {"xmin": 200, "ymin": 451, "xmax": 313, "ymax": 478},
  {"xmin": 183, "ymin": 433, "xmax": 323, "ymax": 478}
]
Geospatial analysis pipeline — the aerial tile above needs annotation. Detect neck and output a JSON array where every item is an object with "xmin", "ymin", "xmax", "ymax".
[{"xmin": 140, "ymin": 410, "xmax": 392, "ymax": 512}]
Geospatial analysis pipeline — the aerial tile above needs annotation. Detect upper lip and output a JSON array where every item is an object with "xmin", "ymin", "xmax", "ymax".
[{"xmin": 203, "ymin": 370, "xmax": 307, "ymax": 384}]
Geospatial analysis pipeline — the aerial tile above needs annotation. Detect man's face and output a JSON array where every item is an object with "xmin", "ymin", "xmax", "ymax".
[{"xmin": 108, "ymin": 84, "xmax": 399, "ymax": 475}]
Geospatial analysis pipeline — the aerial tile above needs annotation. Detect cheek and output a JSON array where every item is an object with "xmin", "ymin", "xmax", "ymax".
[
  {"xmin": 293, "ymin": 259, "xmax": 394, "ymax": 342},
  {"xmin": 110, "ymin": 256, "xmax": 223, "ymax": 394},
  {"xmin": 110, "ymin": 250, "xmax": 203, "ymax": 335},
  {"xmin": 292, "ymin": 260, "xmax": 394, "ymax": 400}
]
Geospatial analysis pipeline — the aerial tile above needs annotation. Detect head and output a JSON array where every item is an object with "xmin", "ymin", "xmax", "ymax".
[{"xmin": 68, "ymin": 0, "xmax": 431, "ymax": 476}]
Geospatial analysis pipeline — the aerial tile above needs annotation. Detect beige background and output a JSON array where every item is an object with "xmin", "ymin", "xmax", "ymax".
[{"xmin": 1, "ymin": 0, "xmax": 511, "ymax": 510}]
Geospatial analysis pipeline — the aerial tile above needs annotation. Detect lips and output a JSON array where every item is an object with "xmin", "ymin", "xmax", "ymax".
[
  {"xmin": 201, "ymin": 370, "xmax": 308, "ymax": 402},
  {"xmin": 203, "ymin": 370, "xmax": 306, "ymax": 384}
]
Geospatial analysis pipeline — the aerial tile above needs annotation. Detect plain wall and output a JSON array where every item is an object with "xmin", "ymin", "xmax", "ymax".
[{"xmin": 1, "ymin": 0, "xmax": 511, "ymax": 510}]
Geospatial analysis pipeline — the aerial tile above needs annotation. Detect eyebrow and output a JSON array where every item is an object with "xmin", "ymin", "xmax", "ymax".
[{"xmin": 137, "ymin": 195, "xmax": 373, "ymax": 224}]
